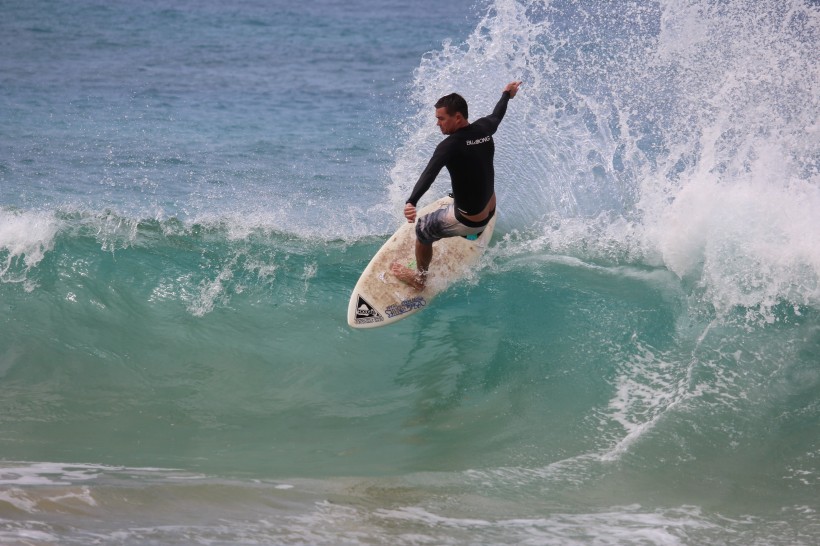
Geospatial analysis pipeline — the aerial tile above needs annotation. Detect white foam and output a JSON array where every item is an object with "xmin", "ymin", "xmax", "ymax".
[
  {"xmin": 0, "ymin": 488, "xmax": 40, "ymax": 513},
  {"xmin": 0, "ymin": 209, "xmax": 60, "ymax": 286},
  {"xmin": 187, "ymin": 258, "xmax": 236, "ymax": 317},
  {"xmin": 0, "ymin": 462, "xmax": 102, "ymax": 486},
  {"xmin": 373, "ymin": 504, "xmax": 714, "ymax": 546},
  {"xmin": 0, "ymin": 461, "xmax": 184, "ymax": 486},
  {"xmin": 649, "ymin": 177, "xmax": 819, "ymax": 316}
]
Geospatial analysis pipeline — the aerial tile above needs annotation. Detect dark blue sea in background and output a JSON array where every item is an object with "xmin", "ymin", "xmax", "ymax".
[{"xmin": 1, "ymin": 0, "xmax": 819, "ymax": 544}]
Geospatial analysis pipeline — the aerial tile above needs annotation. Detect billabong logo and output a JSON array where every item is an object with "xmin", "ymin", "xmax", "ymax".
[
  {"xmin": 466, "ymin": 136, "xmax": 491, "ymax": 146},
  {"xmin": 354, "ymin": 296, "xmax": 384, "ymax": 324}
]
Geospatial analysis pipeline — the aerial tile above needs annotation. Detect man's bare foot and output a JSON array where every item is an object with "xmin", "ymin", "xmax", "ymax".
[{"xmin": 390, "ymin": 262, "xmax": 426, "ymax": 291}]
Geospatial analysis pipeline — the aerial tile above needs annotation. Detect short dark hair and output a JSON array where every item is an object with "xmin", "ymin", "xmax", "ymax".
[{"xmin": 435, "ymin": 93, "xmax": 468, "ymax": 119}]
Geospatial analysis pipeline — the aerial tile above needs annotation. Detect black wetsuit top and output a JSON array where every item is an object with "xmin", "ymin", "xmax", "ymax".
[{"xmin": 406, "ymin": 91, "xmax": 511, "ymax": 226}]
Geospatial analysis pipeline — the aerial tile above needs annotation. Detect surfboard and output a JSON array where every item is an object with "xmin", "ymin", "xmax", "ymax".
[{"xmin": 347, "ymin": 195, "xmax": 496, "ymax": 328}]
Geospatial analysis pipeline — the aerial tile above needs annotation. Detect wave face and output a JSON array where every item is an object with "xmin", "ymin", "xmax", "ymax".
[{"xmin": 1, "ymin": 0, "xmax": 819, "ymax": 544}]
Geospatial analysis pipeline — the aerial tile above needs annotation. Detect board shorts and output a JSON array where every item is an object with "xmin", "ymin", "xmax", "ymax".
[{"xmin": 415, "ymin": 203, "xmax": 489, "ymax": 245}]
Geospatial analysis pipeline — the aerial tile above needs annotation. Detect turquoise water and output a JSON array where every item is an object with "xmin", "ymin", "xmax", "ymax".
[{"xmin": 2, "ymin": 0, "xmax": 819, "ymax": 544}]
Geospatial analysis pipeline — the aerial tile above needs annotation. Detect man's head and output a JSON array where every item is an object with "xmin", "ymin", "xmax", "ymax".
[{"xmin": 434, "ymin": 93, "xmax": 469, "ymax": 134}]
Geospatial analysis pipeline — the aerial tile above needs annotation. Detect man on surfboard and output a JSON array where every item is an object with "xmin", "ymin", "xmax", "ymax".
[{"xmin": 391, "ymin": 80, "xmax": 522, "ymax": 290}]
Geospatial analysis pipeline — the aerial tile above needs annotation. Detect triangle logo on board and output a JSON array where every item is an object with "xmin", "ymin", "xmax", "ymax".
[{"xmin": 355, "ymin": 295, "xmax": 384, "ymax": 324}]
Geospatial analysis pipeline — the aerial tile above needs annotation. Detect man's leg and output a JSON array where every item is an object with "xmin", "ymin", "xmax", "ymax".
[
  {"xmin": 415, "ymin": 239, "xmax": 433, "ymax": 278},
  {"xmin": 391, "ymin": 239, "xmax": 433, "ymax": 291}
]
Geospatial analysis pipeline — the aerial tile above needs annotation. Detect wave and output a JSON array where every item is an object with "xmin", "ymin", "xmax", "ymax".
[
  {"xmin": 2, "ymin": 203, "xmax": 817, "ymax": 481},
  {"xmin": 0, "ymin": 206, "xmax": 362, "ymax": 319},
  {"xmin": 1, "ymin": 0, "xmax": 817, "ymax": 485},
  {"xmin": 2, "ymin": 194, "xmax": 819, "ymax": 327}
]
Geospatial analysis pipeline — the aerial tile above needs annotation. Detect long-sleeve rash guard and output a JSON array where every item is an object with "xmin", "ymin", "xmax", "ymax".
[{"xmin": 406, "ymin": 91, "xmax": 511, "ymax": 221}]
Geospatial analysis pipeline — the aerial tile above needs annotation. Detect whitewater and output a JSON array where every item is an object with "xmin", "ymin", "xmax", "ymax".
[{"xmin": 1, "ymin": 0, "xmax": 818, "ymax": 544}]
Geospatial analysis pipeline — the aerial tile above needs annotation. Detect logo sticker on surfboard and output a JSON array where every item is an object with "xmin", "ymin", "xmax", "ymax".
[
  {"xmin": 354, "ymin": 295, "xmax": 384, "ymax": 324},
  {"xmin": 384, "ymin": 296, "xmax": 426, "ymax": 318}
]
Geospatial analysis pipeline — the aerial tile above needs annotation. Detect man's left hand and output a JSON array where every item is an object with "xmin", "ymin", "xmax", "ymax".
[{"xmin": 505, "ymin": 80, "xmax": 522, "ymax": 98}]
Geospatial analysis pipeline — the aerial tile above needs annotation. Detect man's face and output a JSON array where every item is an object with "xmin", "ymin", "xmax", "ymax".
[{"xmin": 435, "ymin": 107, "xmax": 463, "ymax": 135}]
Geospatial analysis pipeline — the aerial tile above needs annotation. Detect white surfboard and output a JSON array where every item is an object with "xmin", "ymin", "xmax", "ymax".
[{"xmin": 347, "ymin": 196, "xmax": 496, "ymax": 328}]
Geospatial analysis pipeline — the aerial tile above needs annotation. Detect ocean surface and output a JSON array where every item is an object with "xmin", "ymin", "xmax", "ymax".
[{"xmin": 1, "ymin": 0, "xmax": 819, "ymax": 544}]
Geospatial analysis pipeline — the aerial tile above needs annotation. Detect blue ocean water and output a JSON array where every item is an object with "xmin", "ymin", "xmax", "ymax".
[{"xmin": 1, "ymin": 0, "xmax": 819, "ymax": 544}]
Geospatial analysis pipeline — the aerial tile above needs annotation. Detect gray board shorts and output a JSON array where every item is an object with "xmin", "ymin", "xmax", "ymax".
[{"xmin": 415, "ymin": 203, "xmax": 485, "ymax": 245}]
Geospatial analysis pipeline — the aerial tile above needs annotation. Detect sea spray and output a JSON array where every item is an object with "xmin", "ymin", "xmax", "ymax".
[
  {"xmin": 0, "ymin": 209, "xmax": 60, "ymax": 288},
  {"xmin": 392, "ymin": 0, "xmax": 819, "ymax": 321}
]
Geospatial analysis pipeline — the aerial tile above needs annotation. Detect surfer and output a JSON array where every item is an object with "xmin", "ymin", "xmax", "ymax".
[{"xmin": 391, "ymin": 80, "xmax": 521, "ymax": 290}]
